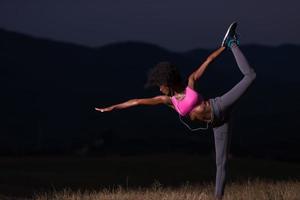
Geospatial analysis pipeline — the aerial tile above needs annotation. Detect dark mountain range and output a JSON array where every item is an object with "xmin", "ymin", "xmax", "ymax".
[{"xmin": 0, "ymin": 28, "xmax": 299, "ymax": 160}]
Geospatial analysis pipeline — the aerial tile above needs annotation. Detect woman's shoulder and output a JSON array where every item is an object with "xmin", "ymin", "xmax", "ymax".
[
  {"xmin": 186, "ymin": 85, "xmax": 198, "ymax": 94},
  {"xmin": 155, "ymin": 95, "xmax": 172, "ymax": 104}
]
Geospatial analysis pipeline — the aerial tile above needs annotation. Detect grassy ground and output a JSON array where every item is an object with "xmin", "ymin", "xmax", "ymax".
[
  {"xmin": 33, "ymin": 180, "xmax": 300, "ymax": 200},
  {"xmin": 0, "ymin": 154, "xmax": 299, "ymax": 199}
]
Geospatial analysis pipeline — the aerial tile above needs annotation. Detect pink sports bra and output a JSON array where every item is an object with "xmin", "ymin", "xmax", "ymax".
[{"xmin": 171, "ymin": 86, "xmax": 204, "ymax": 116}]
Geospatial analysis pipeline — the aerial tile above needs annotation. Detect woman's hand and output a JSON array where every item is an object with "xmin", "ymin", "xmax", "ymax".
[{"xmin": 95, "ymin": 106, "xmax": 115, "ymax": 112}]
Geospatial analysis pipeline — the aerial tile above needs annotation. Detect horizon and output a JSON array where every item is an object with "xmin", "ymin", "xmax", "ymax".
[
  {"xmin": 0, "ymin": 1, "xmax": 299, "ymax": 51},
  {"xmin": 1, "ymin": 27, "xmax": 299, "ymax": 53}
]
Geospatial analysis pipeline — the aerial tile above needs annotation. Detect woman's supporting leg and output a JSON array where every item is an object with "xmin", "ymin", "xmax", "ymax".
[
  {"xmin": 213, "ymin": 120, "xmax": 232, "ymax": 198},
  {"xmin": 212, "ymin": 43, "xmax": 255, "ymax": 198},
  {"xmin": 219, "ymin": 43, "xmax": 256, "ymax": 112}
]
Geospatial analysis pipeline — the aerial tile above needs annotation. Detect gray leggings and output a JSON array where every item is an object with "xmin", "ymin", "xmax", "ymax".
[{"xmin": 209, "ymin": 44, "xmax": 256, "ymax": 198}]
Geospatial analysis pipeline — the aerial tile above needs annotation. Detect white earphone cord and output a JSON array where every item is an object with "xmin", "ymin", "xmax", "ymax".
[
  {"xmin": 172, "ymin": 90, "xmax": 209, "ymax": 132},
  {"xmin": 178, "ymin": 114, "xmax": 209, "ymax": 132}
]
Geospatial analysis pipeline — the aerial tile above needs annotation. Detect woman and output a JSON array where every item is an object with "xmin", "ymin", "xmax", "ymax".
[{"xmin": 95, "ymin": 22, "xmax": 256, "ymax": 200}]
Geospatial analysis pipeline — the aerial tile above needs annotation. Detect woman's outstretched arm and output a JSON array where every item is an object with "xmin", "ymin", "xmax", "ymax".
[
  {"xmin": 188, "ymin": 46, "xmax": 225, "ymax": 89},
  {"xmin": 95, "ymin": 95, "xmax": 171, "ymax": 112}
]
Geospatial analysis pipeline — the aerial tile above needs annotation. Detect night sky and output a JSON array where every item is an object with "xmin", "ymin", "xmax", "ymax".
[{"xmin": 0, "ymin": 0, "xmax": 299, "ymax": 51}]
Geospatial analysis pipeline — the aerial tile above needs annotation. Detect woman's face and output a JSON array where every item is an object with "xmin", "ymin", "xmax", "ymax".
[{"xmin": 159, "ymin": 84, "xmax": 170, "ymax": 95}]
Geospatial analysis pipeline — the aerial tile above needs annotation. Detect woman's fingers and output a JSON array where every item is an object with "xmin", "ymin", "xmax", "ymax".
[
  {"xmin": 95, "ymin": 107, "xmax": 105, "ymax": 112},
  {"xmin": 95, "ymin": 107, "xmax": 114, "ymax": 112}
]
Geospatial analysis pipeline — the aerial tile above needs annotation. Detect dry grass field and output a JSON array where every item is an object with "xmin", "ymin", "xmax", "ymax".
[
  {"xmin": 33, "ymin": 180, "xmax": 300, "ymax": 200},
  {"xmin": 0, "ymin": 154, "xmax": 299, "ymax": 200}
]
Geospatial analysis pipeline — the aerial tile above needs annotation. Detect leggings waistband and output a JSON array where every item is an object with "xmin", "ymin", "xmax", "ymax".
[{"xmin": 209, "ymin": 98, "xmax": 224, "ymax": 126}]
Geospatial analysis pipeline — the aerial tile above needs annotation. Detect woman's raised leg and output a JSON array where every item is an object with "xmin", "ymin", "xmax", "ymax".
[{"xmin": 219, "ymin": 43, "xmax": 256, "ymax": 112}]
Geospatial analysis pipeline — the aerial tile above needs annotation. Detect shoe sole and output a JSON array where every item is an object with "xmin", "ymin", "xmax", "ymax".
[{"xmin": 221, "ymin": 22, "xmax": 237, "ymax": 47}]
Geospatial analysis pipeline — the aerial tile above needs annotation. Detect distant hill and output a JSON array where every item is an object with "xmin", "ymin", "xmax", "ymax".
[{"xmin": 0, "ymin": 28, "xmax": 299, "ymax": 160}]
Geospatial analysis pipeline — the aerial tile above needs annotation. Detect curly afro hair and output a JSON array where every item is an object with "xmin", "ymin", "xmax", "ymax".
[{"xmin": 144, "ymin": 61, "xmax": 182, "ymax": 89}]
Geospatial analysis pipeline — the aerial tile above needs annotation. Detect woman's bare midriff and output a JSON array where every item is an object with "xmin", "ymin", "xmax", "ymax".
[{"xmin": 189, "ymin": 100, "xmax": 213, "ymax": 122}]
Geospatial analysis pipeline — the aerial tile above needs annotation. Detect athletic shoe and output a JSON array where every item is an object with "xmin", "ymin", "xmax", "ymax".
[
  {"xmin": 227, "ymin": 32, "xmax": 240, "ymax": 48},
  {"xmin": 221, "ymin": 22, "xmax": 239, "ymax": 48}
]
